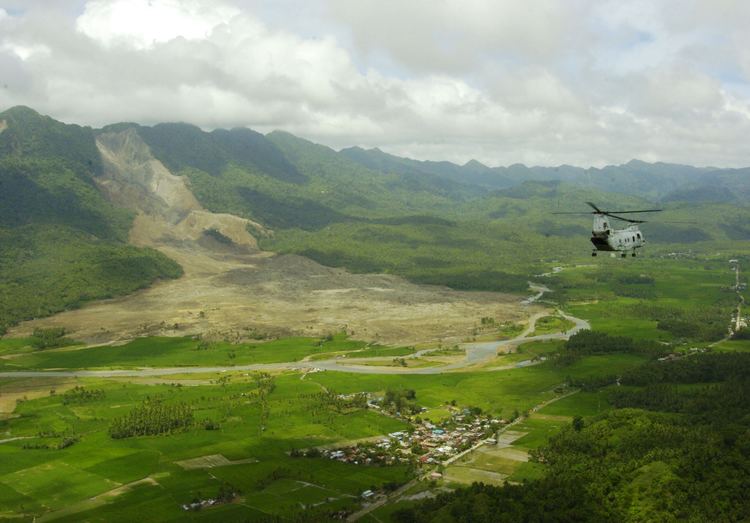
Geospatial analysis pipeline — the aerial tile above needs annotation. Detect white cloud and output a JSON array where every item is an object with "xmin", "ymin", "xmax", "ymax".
[
  {"xmin": 76, "ymin": 0, "xmax": 240, "ymax": 49},
  {"xmin": 0, "ymin": 0, "xmax": 749, "ymax": 168}
]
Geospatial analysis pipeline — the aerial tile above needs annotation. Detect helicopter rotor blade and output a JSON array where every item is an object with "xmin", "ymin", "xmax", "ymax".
[
  {"xmin": 604, "ymin": 212, "xmax": 646, "ymax": 223},
  {"xmin": 555, "ymin": 203, "xmax": 662, "ymax": 220},
  {"xmin": 598, "ymin": 209, "xmax": 662, "ymax": 214}
]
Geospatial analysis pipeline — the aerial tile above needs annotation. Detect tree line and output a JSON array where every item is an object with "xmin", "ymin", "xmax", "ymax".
[
  {"xmin": 109, "ymin": 399, "xmax": 193, "ymax": 439},
  {"xmin": 554, "ymin": 329, "xmax": 663, "ymax": 367}
]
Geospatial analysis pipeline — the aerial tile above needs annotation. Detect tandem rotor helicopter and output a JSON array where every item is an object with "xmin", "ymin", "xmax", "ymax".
[{"xmin": 554, "ymin": 202, "xmax": 662, "ymax": 257}]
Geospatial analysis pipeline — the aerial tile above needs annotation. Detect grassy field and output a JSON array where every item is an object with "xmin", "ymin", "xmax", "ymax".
[
  {"xmin": 355, "ymin": 358, "xmax": 442, "ymax": 368},
  {"xmin": 0, "ymin": 345, "xmax": 647, "ymax": 521},
  {"xmin": 551, "ymin": 256, "xmax": 737, "ymax": 343},
  {"xmin": 0, "ymin": 334, "xmax": 395, "ymax": 371},
  {"xmin": 308, "ymin": 354, "xmax": 646, "ymax": 416},
  {"xmin": 0, "ymin": 372, "xmax": 410, "ymax": 521},
  {"xmin": 310, "ymin": 345, "xmax": 417, "ymax": 361},
  {"xmin": 539, "ymin": 390, "xmax": 612, "ymax": 417},
  {"xmin": 529, "ymin": 315, "xmax": 575, "ymax": 336},
  {"xmin": 713, "ymin": 339, "xmax": 750, "ymax": 352},
  {"xmin": 485, "ymin": 340, "xmax": 563, "ymax": 367}
]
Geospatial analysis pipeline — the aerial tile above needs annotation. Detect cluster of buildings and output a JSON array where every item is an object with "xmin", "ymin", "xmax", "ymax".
[
  {"xmin": 322, "ymin": 410, "xmax": 503, "ymax": 467},
  {"xmin": 182, "ymin": 498, "xmax": 220, "ymax": 511},
  {"xmin": 658, "ymin": 347, "xmax": 708, "ymax": 362}
]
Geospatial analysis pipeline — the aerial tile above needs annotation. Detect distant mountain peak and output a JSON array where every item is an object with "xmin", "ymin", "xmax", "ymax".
[
  {"xmin": 463, "ymin": 159, "xmax": 488, "ymax": 169},
  {"xmin": 1, "ymin": 105, "xmax": 42, "ymax": 117},
  {"xmin": 0, "ymin": 105, "xmax": 49, "ymax": 125}
]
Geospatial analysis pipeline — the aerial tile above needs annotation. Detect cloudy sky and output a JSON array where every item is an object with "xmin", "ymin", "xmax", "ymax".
[{"xmin": 1, "ymin": 0, "xmax": 750, "ymax": 167}]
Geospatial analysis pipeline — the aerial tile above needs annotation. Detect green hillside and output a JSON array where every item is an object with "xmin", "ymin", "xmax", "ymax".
[
  {"xmin": 0, "ymin": 108, "xmax": 182, "ymax": 333},
  {"xmin": 341, "ymin": 147, "xmax": 733, "ymax": 201},
  {"xmin": 131, "ymin": 124, "xmax": 474, "ymax": 231},
  {"xmin": 122, "ymin": 117, "xmax": 750, "ymax": 293},
  {"xmin": 2, "ymin": 107, "xmax": 749, "ymax": 331},
  {"xmin": 0, "ymin": 106, "xmax": 102, "ymax": 177},
  {"xmin": 263, "ymin": 179, "xmax": 750, "ymax": 292}
]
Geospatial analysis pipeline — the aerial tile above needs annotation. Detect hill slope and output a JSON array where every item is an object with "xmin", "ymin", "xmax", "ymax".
[
  {"xmin": 0, "ymin": 108, "xmax": 182, "ymax": 333},
  {"xmin": 12, "ymin": 125, "xmax": 526, "ymax": 345}
]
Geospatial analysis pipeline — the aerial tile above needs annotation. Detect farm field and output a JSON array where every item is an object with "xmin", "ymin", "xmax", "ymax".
[
  {"xmin": 0, "ymin": 334, "xmax": 373, "ymax": 371},
  {"xmin": 0, "ymin": 372, "xmax": 411, "ymax": 521},
  {"xmin": 0, "ymin": 332, "xmax": 652, "ymax": 521},
  {"xmin": 0, "ymin": 252, "xmax": 746, "ymax": 521}
]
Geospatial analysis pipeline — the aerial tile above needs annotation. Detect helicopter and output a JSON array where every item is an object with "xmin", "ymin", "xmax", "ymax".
[{"xmin": 554, "ymin": 202, "xmax": 662, "ymax": 257}]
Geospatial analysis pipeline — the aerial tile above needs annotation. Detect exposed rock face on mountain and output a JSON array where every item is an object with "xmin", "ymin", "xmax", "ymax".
[{"xmin": 95, "ymin": 128, "xmax": 264, "ymax": 250}]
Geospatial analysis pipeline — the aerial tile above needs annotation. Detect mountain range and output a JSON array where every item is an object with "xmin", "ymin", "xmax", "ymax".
[{"xmin": 1, "ymin": 105, "xmax": 748, "ymax": 333}]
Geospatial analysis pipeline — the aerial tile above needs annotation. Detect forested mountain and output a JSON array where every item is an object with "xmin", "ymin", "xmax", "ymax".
[
  {"xmin": 2, "ymin": 106, "xmax": 749, "ymax": 332},
  {"xmin": 342, "ymin": 146, "xmax": 749, "ymax": 203},
  {"xmin": 129, "ymin": 123, "xmax": 477, "ymax": 231},
  {"xmin": 0, "ymin": 107, "xmax": 181, "ymax": 333},
  {"xmin": 118, "ymin": 114, "xmax": 750, "ymax": 290}
]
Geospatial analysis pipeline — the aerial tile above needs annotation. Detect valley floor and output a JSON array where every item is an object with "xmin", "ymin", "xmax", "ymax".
[
  {"xmin": 1, "ymin": 237, "xmax": 746, "ymax": 522},
  {"xmin": 9, "ymin": 245, "xmax": 528, "ymax": 347}
]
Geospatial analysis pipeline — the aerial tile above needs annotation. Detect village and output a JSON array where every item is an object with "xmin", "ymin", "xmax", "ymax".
[{"xmin": 318, "ymin": 407, "xmax": 504, "ymax": 468}]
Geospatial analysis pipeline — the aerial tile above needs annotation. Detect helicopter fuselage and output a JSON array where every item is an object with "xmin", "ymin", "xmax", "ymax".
[{"xmin": 591, "ymin": 215, "xmax": 644, "ymax": 253}]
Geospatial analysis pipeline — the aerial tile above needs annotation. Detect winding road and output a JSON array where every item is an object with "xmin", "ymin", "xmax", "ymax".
[{"xmin": 0, "ymin": 282, "xmax": 589, "ymax": 379}]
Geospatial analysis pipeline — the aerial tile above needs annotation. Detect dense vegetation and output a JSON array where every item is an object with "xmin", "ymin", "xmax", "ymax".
[
  {"xmin": 396, "ymin": 352, "xmax": 750, "ymax": 522},
  {"xmin": 0, "ymin": 108, "xmax": 182, "ymax": 332},
  {"xmin": 29, "ymin": 327, "xmax": 73, "ymax": 349},
  {"xmin": 109, "ymin": 399, "xmax": 194, "ymax": 439},
  {"xmin": 62, "ymin": 386, "xmax": 105, "ymax": 405},
  {"xmin": 0, "ymin": 224, "xmax": 181, "ymax": 330}
]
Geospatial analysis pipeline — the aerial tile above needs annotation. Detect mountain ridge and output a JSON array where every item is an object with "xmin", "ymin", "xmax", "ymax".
[
  {"xmin": 3, "ymin": 105, "xmax": 738, "ymax": 187},
  {"xmin": 2, "ymin": 105, "xmax": 749, "ymax": 334}
]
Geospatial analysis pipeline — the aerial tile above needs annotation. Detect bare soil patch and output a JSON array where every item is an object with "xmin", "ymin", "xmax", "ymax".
[
  {"xmin": 175, "ymin": 454, "xmax": 258, "ymax": 470},
  {"xmin": 0, "ymin": 378, "xmax": 77, "ymax": 419}
]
